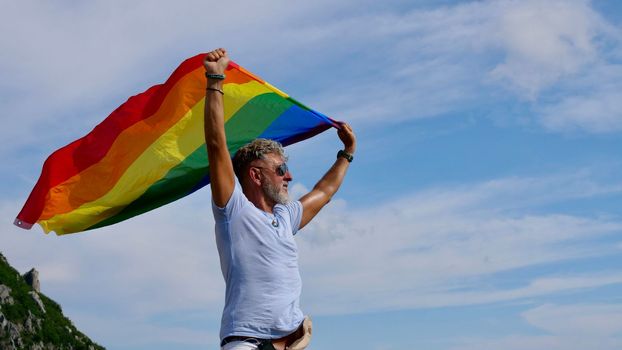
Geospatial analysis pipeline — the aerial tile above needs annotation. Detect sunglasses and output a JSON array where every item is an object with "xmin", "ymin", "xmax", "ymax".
[
  {"xmin": 275, "ymin": 163, "xmax": 288, "ymax": 176},
  {"xmin": 254, "ymin": 162, "xmax": 289, "ymax": 177}
]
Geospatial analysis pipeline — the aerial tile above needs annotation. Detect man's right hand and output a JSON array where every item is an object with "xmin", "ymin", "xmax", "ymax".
[{"xmin": 203, "ymin": 48, "xmax": 230, "ymax": 75}]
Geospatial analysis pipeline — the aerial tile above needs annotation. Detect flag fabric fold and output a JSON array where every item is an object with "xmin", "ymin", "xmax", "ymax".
[{"xmin": 15, "ymin": 53, "xmax": 336, "ymax": 235}]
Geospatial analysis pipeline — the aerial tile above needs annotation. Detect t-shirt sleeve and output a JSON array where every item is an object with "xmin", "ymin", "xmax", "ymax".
[
  {"xmin": 283, "ymin": 200, "xmax": 303, "ymax": 235},
  {"xmin": 211, "ymin": 181, "xmax": 246, "ymax": 221}
]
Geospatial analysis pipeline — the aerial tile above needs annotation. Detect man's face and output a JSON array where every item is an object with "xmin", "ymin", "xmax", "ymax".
[{"xmin": 254, "ymin": 153, "xmax": 292, "ymax": 205}]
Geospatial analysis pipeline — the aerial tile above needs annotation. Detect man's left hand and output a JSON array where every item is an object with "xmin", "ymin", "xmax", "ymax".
[{"xmin": 337, "ymin": 122, "xmax": 356, "ymax": 154}]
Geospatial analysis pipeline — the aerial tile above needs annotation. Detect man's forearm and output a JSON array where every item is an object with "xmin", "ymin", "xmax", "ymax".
[
  {"xmin": 204, "ymin": 80, "xmax": 226, "ymax": 151},
  {"xmin": 312, "ymin": 124, "xmax": 356, "ymax": 198},
  {"xmin": 299, "ymin": 122, "xmax": 356, "ymax": 228},
  {"xmin": 299, "ymin": 150, "xmax": 353, "ymax": 228},
  {"xmin": 311, "ymin": 156, "xmax": 351, "ymax": 200},
  {"xmin": 203, "ymin": 49, "xmax": 230, "ymax": 153},
  {"xmin": 203, "ymin": 49, "xmax": 235, "ymax": 207}
]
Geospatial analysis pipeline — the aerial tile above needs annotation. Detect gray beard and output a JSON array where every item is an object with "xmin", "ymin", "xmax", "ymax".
[{"xmin": 262, "ymin": 180, "xmax": 289, "ymax": 205}]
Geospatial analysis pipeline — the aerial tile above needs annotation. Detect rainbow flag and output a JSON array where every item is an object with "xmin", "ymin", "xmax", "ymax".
[{"xmin": 14, "ymin": 53, "xmax": 336, "ymax": 235}]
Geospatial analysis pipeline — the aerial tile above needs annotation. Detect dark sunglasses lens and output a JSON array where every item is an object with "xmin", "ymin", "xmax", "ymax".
[{"xmin": 276, "ymin": 163, "xmax": 288, "ymax": 176}]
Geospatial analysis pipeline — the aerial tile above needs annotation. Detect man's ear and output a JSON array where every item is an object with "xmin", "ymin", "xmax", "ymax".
[{"xmin": 249, "ymin": 167, "xmax": 262, "ymax": 186}]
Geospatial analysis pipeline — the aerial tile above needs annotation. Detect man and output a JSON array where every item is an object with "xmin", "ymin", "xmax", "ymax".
[{"xmin": 204, "ymin": 48, "xmax": 356, "ymax": 350}]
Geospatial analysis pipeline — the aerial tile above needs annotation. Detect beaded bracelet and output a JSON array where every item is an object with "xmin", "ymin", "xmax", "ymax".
[{"xmin": 205, "ymin": 73, "xmax": 226, "ymax": 80}]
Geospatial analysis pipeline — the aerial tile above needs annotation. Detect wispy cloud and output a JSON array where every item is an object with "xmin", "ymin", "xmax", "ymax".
[
  {"xmin": 489, "ymin": 0, "xmax": 604, "ymax": 98},
  {"xmin": 3, "ymin": 167, "xmax": 620, "ymax": 347},
  {"xmin": 2, "ymin": 0, "xmax": 620, "ymax": 166},
  {"xmin": 295, "ymin": 168, "xmax": 622, "ymax": 313},
  {"xmin": 2, "ymin": 1, "xmax": 621, "ymax": 349},
  {"xmin": 291, "ymin": 0, "xmax": 622, "ymax": 134},
  {"xmin": 523, "ymin": 303, "xmax": 622, "ymax": 337},
  {"xmin": 538, "ymin": 81, "xmax": 622, "ymax": 133},
  {"xmin": 0, "ymin": 0, "xmax": 337, "ymax": 157},
  {"xmin": 0, "ymin": 192, "xmax": 225, "ymax": 348},
  {"xmin": 450, "ymin": 303, "xmax": 622, "ymax": 350}
]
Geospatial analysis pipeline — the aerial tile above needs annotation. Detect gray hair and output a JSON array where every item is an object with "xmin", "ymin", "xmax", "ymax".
[{"xmin": 232, "ymin": 138, "xmax": 287, "ymax": 179}]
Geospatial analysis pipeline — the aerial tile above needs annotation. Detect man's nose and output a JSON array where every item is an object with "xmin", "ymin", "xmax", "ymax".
[{"xmin": 284, "ymin": 170, "xmax": 293, "ymax": 181}]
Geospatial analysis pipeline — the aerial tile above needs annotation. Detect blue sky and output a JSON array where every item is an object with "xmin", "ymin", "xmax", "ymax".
[{"xmin": 1, "ymin": 1, "xmax": 621, "ymax": 349}]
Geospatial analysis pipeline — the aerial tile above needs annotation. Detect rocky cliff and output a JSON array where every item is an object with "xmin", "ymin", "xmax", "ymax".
[{"xmin": 0, "ymin": 252, "xmax": 105, "ymax": 350}]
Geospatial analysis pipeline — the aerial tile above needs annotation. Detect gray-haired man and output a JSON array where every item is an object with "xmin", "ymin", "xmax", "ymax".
[{"xmin": 204, "ymin": 48, "xmax": 356, "ymax": 350}]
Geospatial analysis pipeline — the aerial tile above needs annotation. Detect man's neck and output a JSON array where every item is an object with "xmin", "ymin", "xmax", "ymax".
[{"xmin": 242, "ymin": 186, "xmax": 275, "ymax": 213}]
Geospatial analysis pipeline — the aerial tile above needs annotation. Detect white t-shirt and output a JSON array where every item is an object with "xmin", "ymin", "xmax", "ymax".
[{"xmin": 212, "ymin": 181, "xmax": 304, "ymax": 341}]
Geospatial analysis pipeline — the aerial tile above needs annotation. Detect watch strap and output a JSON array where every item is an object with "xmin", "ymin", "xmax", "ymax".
[{"xmin": 337, "ymin": 150, "xmax": 353, "ymax": 162}]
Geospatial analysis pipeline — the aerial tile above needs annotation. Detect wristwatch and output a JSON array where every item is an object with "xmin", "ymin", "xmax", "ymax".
[{"xmin": 337, "ymin": 150, "xmax": 354, "ymax": 162}]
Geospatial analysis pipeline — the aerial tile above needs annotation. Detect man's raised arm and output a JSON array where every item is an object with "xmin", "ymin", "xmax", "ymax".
[
  {"xmin": 203, "ymin": 48, "xmax": 235, "ymax": 208},
  {"xmin": 299, "ymin": 122, "xmax": 356, "ymax": 229}
]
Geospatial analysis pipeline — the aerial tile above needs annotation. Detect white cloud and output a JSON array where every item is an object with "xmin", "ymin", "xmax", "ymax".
[
  {"xmin": 452, "ymin": 334, "xmax": 622, "ymax": 350},
  {"xmin": 1, "ymin": 0, "xmax": 620, "ymax": 166},
  {"xmin": 539, "ymin": 86, "xmax": 622, "ymax": 133},
  {"xmin": 3, "ymin": 168, "xmax": 621, "ymax": 347},
  {"xmin": 2, "ymin": 0, "xmax": 622, "ymax": 348},
  {"xmin": 450, "ymin": 303, "xmax": 622, "ymax": 350},
  {"xmin": 0, "ymin": 0, "xmax": 338, "ymax": 156},
  {"xmin": 523, "ymin": 303, "xmax": 622, "ymax": 337},
  {"xmin": 0, "ymin": 191, "xmax": 225, "ymax": 348},
  {"xmin": 293, "ymin": 0, "xmax": 622, "ymax": 133},
  {"xmin": 69, "ymin": 312, "xmax": 219, "ymax": 349},
  {"xmin": 489, "ymin": 0, "xmax": 603, "ymax": 98},
  {"xmin": 295, "ymin": 170, "xmax": 622, "ymax": 314}
]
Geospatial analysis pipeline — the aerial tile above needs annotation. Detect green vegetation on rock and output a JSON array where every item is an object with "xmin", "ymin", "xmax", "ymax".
[{"xmin": 0, "ymin": 252, "xmax": 105, "ymax": 350}]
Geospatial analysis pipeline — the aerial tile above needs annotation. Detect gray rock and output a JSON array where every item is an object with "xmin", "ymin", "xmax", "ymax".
[
  {"xmin": 24, "ymin": 314, "xmax": 34, "ymax": 333},
  {"xmin": 0, "ymin": 284, "xmax": 14, "ymax": 305},
  {"xmin": 31, "ymin": 341, "xmax": 45, "ymax": 350},
  {"xmin": 24, "ymin": 310, "xmax": 42, "ymax": 334},
  {"xmin": 8, "ymin": 322, "xmax": 23, "ymax": 349},
  {"xmin": 23, "ymin": 268, "xmax": 41, "ymax": 293},
  {"xmin": 0, "ymin": 311, "xmax": 7, "ymax": 329},
  {"xmin": 29, "ymin": 291, "xmax": 46, "ymax": 314}
]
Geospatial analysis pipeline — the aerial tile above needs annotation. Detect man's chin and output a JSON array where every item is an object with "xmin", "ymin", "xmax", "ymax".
[
  {"xmin": 277, "ymin": 191, "xmax": 290, "ymax": 205},
  {"xmin": 263, "ymin": 183, "xmax": 290, "ymax": 205}
]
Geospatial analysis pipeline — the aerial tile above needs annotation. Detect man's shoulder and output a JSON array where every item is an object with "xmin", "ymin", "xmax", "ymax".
[{"xmin": 212, "ymin": 181, "xmax": 251, "ymax": 216}]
